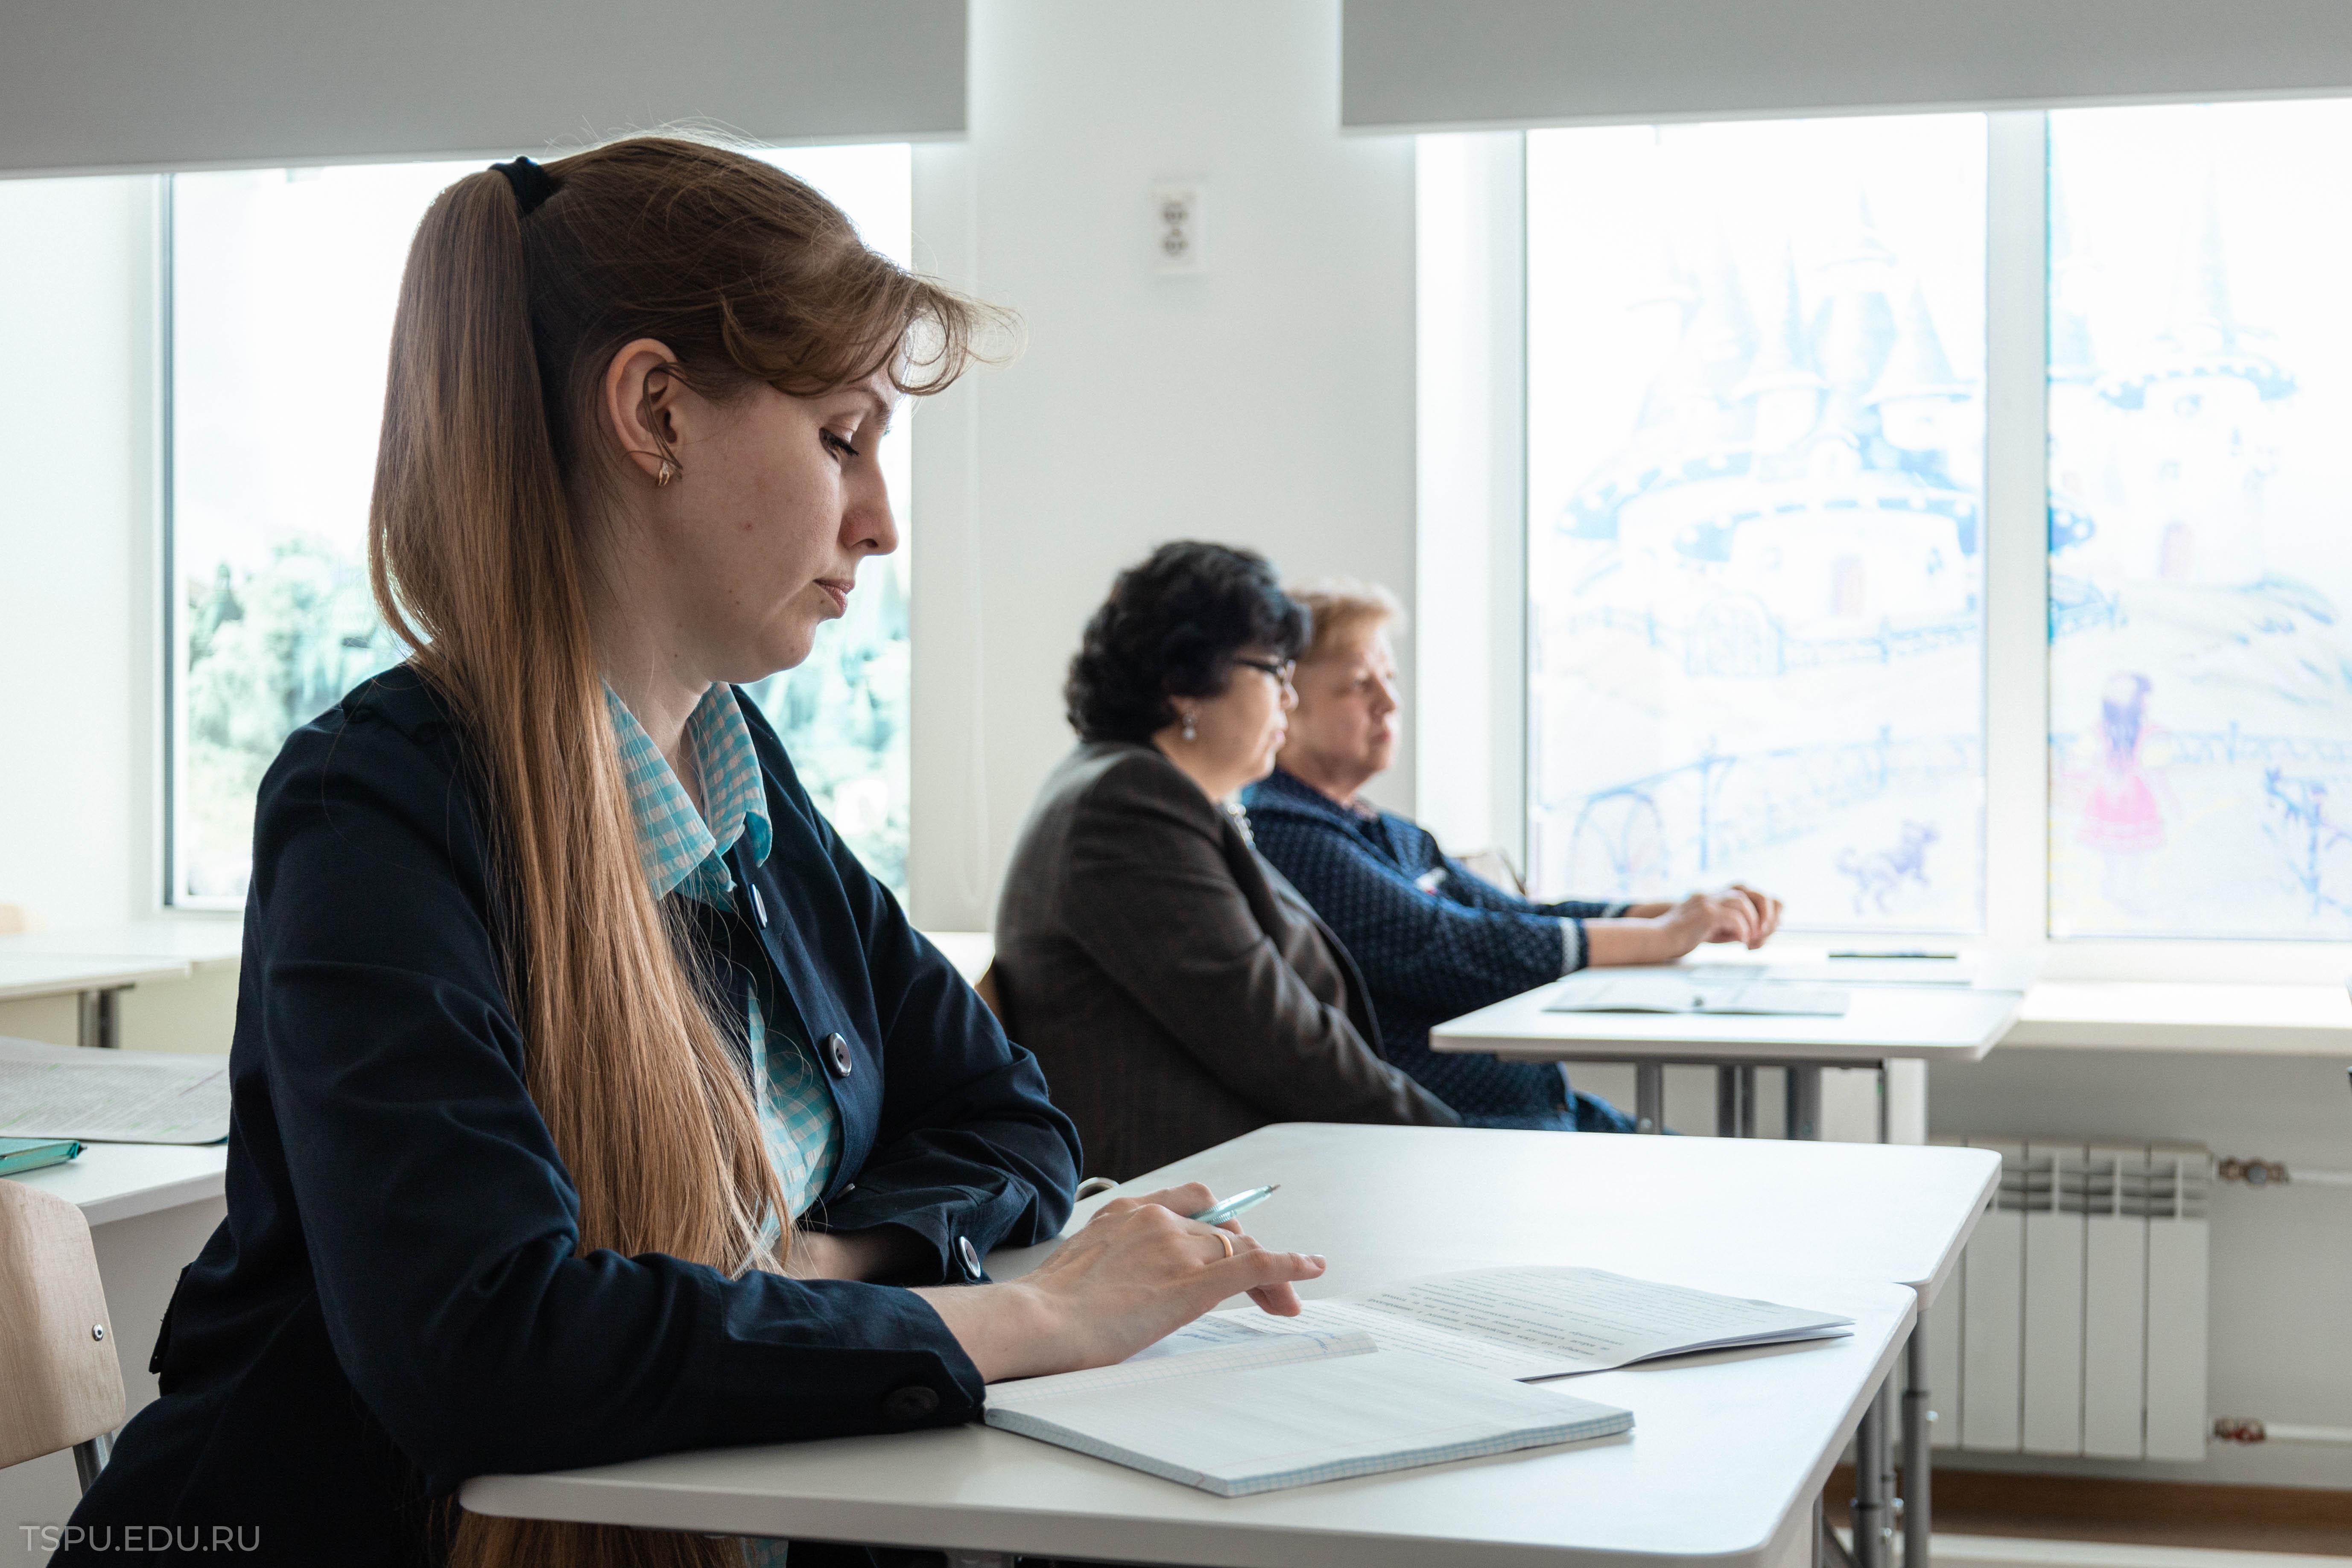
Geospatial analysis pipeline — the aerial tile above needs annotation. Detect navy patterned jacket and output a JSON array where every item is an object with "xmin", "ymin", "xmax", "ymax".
[{"xmin": 1241, "ymin": 767, "xmax": 1633, "ymax": 1130}]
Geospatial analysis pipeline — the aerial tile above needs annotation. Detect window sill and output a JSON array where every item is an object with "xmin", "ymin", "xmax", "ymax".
[{"xmin": 2003, "ymin": 982, "xmax": 2352, "ymax": 1057}]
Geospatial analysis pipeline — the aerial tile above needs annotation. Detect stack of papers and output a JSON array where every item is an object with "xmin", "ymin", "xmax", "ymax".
[{"xmin": 0, "ymin": 1037, "xmax": 231, "ymax": 1144}]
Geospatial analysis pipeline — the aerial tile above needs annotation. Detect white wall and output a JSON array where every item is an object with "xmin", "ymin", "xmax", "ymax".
[
  {"xmin": 0, "ymin": 177, "xmax": 160, "ymax": 931},
  {"xmin": 907, "ymin": 0, "xmax": 1418, "ymax": 931}
]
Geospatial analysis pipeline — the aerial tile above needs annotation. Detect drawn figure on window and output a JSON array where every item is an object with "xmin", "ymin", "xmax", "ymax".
[
  {"xmin": 1836, "ymin": 820, "xmax": 1939, "ymax": 916},
  {"xmin": 2077, "ymin": 672, "xmax": 2168, "ymax": 909}
]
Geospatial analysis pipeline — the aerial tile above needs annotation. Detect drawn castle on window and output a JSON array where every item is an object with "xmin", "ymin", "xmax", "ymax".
[{"xmin": 1526, "ymin": 119, "xmax": 1987, "ymax": 932}]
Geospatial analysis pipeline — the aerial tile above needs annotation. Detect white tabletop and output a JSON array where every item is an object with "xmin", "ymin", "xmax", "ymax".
[
  {"xmin": 464, "ymin": 1125, "xmax": 1992, "ymax": 1567},
  {"xmin": 0, "ymin": 952, "xmax": 196, "ymax": 1002},
  {"xmin": 3, "ymin": 1139, "xmax": 229, "ymax": 1225},
  {"xmin": 465, "ymin": 1273, "xmax": 1915, "ymax": 1568},
  {"xmin": 920, "ymin": 930, "xmax": 995, "ymax": 987},
  {"xmin": 997, "ymin": 1123, "xmax": 1998, "ymax": 1307},
  {"xmin": 0, "ymin": 919, "xmax": 244, "ymax": 972},
  {"xmin": 1433, "ymin": 975, "xmax": 2023, "ymax": 1066}
]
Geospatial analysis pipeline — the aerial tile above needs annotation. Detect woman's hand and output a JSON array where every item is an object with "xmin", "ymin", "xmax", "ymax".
[{"xmin": 912, "ymin": 1183, "xmax": 1326, "ymax": 1383}]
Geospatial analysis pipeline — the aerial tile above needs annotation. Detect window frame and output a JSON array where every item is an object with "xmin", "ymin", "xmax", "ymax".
[{"xmin": 1419, "ymin": 112, "xmax": 2352, "ymax": 985}]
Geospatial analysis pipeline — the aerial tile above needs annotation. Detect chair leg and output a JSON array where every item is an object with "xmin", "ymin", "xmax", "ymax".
[{"xmin": 72, "ymin": 1433, "xmax": 111, "ymax": 1492}]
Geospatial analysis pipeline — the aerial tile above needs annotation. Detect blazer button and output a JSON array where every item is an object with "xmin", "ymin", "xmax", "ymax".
[
  {"xmin": 824, "ymin": 1033, "xmax": 853, "ymax": 1076},
  {"xmin": 749, "ymin": 885, "xmax": 768, "ymax": 928},
  {"xmin": 956, "ymin": 1235, "xmax": 983, "ymax": 1281},
  {"xmin": 883, "ymin": 1384, "xmax": 940, "ymax": 1423}
]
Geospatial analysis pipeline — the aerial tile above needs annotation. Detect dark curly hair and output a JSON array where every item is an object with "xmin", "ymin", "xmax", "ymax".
[{"xmin": 1065, "ymin": 542, "xmax": 1311, "ymax": 743}]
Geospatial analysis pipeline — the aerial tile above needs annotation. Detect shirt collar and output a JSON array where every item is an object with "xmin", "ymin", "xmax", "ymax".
[{"xmin": 605, "ymin": 682, "xmax": 773, "ymax": 907}]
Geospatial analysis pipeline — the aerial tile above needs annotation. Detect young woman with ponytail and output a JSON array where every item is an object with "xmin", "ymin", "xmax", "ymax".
[{"xmin": 62, "ymin": 139, "xmax": 1324, "ymax": 1568}]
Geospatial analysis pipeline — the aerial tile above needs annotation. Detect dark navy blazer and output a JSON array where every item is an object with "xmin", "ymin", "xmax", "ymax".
[
  {"xmin": 64, "ymin": 669, "xmax": 1079, "ymax": 1565},
  {"xmin": 1242, "ymin": 768, "xmax": 1630, "ymax": 1129}
]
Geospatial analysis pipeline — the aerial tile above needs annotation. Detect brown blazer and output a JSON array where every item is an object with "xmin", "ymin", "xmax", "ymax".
[{"xmin": 993, "ymin": 741, "xmax": 1459, "ymax": 1178}]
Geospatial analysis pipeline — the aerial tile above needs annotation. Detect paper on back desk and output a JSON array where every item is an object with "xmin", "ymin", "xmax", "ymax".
[
  {"xmin": 1543, "ymin": 973, "xmax": 1850, "ymax": 1016},
  {"xmin": 0, "ymin": 1035, "xmax": 231, "ymax": 1143}
]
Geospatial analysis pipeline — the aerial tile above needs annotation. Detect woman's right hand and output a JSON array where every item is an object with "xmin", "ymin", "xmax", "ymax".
[{"xmin": 913, "ymin": 1183, "xmax": 1326, "ymax": 1383}]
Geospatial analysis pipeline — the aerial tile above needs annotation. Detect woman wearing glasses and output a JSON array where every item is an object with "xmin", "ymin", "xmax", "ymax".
[{"xmin": 994, "ymin": 543, "xmax": 1458, "ymax": 1179}]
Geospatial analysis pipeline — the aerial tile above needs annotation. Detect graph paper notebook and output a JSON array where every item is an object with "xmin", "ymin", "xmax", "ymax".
[
  {"xmin": 0, "ymin": 1037, "xmax": 230, "ymax": 1144},
  {"xmin": 983, "ymin": 1329, "xmax": 1630, "ymax": 1497}
]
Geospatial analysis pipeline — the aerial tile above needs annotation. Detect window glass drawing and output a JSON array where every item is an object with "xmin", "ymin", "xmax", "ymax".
[
  {"xmin": 2047, "ymin": 102, "xmax": 2352, "ymax": 940},
  {"xmin": 1525, "ymin": 117, "xmax": 1989, "ymax": 931},
  {"xmin": 169, "ymin": 146, "xmax": 913, "ymax": 905}
]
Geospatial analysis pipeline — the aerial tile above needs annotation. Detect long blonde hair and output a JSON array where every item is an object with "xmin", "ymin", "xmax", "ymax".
[{"xmin": 369, "ymin": 137, "xmax": 989, "ymax": 1568}]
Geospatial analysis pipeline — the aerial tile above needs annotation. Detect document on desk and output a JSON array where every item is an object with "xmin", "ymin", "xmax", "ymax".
[
  {"xmin": 986, "ymin": 1328, "xmax": 1631, "ymax": 1496},
  {"xmin": 1140, "ymin": 1266, "xmax": 1854, "ymax": 1381},
  {"xmin": 1543, "ymin": 973, "xmax": 1852, "ymax": 1016},
  {"xmin": 0, "ymin": 1036, "xmax": 231, "ymax": 1143}
]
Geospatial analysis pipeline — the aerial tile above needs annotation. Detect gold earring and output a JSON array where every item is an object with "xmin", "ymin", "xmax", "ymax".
[{"xmin": 656, "ymin": 458, "xmax": 677, "ymax": 488}]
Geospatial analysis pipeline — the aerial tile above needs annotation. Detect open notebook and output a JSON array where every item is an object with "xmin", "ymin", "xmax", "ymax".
[
  {"xmin": 982, "ymin": 1267, "xmax": 1847, "ymax": 1495},
  {"xmin": 1137, "ymin": 1264, "xmax": 1855, "ymax": 1380},
  {"xmin": 984, "ymin": 1329, "xmax": 1630, "ymax": 1497},
  {"xmin": 1543, "ymin": 972, "xmax": 1851, "ymax": 1017}
]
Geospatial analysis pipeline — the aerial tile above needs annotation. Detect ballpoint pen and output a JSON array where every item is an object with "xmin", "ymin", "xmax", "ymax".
[{"xmin": 1189, "ymin": 1185, "xmax": 1279, "ymax": 1226}]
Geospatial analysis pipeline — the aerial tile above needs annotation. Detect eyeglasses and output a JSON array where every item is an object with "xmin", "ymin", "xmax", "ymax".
[{"xmin": 1233, "ymin": 657, "xmax": 1297, "ymax": 691}]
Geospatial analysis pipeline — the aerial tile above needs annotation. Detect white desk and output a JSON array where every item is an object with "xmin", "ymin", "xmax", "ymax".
[
  {"xmin": 0, "ymin": 1143, "xmax": 230, "ymax": 1550},
  {"xmin": 465, "ymin": 1125, "xmax": 1998, "ymax": 1568},
  {"xmin": 0, "ymin": 921, "xmax": 242, "ymax": 1049},
  {"xmin": 1432, "ymin": 968, "xmax": 2023, "ymax": 1142}
]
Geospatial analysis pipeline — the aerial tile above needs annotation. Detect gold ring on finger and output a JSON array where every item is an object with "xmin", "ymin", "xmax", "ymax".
[{"xmin": 1215, "ymin": 1230, "xmax": 1235, "ymax": 1260}]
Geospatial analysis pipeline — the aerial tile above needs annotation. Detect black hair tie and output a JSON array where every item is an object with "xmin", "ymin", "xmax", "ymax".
[{"xmin": 491, "ymin": 157, "xmax": 557, "ymax": 217}]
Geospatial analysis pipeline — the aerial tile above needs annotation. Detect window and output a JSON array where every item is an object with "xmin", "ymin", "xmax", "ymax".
[
  {"xmin": 166, "ymin": 145, "xmax": 914, "ymax": 906},
  {"xmin": 2045, "ymin": 102, "xmax": 2352, "ymax": 940},
  {"xmin": 1526, "ymin": 117, "xmax": 1987, "ymax": 932},
  {"xmin": 1432, "ymin": 99, "xmax": 2352, "ymax": 955}
]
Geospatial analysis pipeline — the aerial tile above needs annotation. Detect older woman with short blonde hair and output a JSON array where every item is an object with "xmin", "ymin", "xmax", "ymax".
[{"xmin": 1241, "ymin": 580, "xmax": 1784, "ymax": 1130}]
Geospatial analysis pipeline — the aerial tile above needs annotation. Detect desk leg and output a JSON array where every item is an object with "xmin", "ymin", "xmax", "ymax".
[
  {"xmin": 1902, "ymin": 1320, "xmax": 1933, "ymax": 1568},
  {"xmin": 1785, "ymin": 1065, "xmax": 1822, "ymax": 1140},
  {"xmin": 77, "ymin": 987, "xmax": 125, "ymax": 1050},
  {"xmin": 1716, "ymin": 1066, "xmax": 1762, "ymax": 1137},
  {"xmin": 1852, "ymin": 1383, "xmax": 1890, "ymax": 1568},
  {"xmin": 1636, "ymin": 1063, "xmax": 1665, "ymax": 1134},
  {"xmin": 1818, "ymin": 1491, "xmax": 1856, "ymax": 1568}
]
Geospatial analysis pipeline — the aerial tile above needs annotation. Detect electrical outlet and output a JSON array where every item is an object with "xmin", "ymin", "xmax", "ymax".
[{"xmin": 1153, "ymin": 183, "xmax": 1204, "ymax": 274}]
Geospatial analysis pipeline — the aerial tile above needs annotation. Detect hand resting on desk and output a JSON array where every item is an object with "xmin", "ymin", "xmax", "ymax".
[
  {"xmin": 913, "ymin": 1182, "xmax": 1326, "ymax": 1383},
  {"xmin": 1587, "ymin": 882, "xmax": 1785, "ymax": 966}
]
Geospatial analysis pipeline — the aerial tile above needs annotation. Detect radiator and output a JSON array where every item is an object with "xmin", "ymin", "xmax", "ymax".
[{"xmin": 1929, "ymin": 1136, "xmax": 2210, "ymax": 1462}]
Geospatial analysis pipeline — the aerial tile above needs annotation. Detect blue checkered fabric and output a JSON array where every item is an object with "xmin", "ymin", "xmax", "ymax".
[{"xmin": 606, "ymin": 684, "xmax": 842, "ymax": 1215}]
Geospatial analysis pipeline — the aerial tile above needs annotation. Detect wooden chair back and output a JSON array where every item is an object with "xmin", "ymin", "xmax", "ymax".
[{"xmin": 0, "ymin": 1181, "xmax": 126, "ymax": 1473}]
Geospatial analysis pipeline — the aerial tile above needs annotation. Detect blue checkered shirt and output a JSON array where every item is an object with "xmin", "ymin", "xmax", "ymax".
[{"xmin": 606, "ymin": 683, "xmax": 843, "ymax": 1218}]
